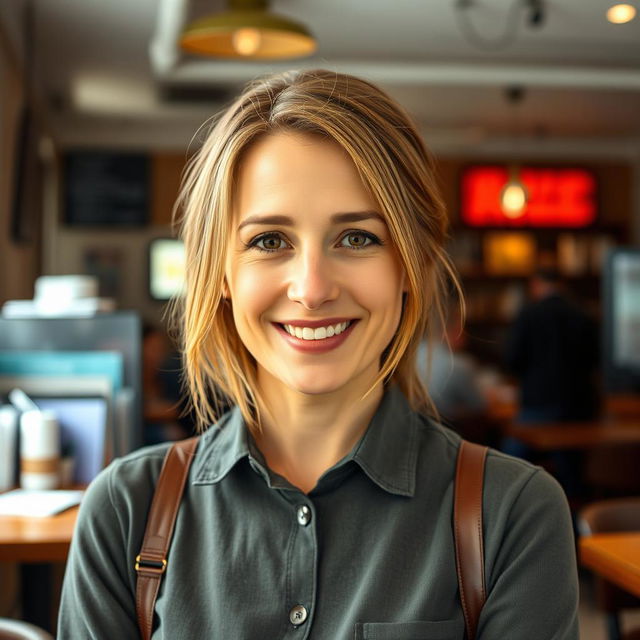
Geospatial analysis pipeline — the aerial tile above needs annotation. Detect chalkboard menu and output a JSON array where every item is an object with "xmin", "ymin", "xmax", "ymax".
[{"xmin": 64, "ymin": 151, "xmax": 149, "ymax": 226}]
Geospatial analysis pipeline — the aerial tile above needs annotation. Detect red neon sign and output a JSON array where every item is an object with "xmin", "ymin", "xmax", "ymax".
[{"xmin": 460, "ymin": 166, "xmax": 597, "ymax": 227}]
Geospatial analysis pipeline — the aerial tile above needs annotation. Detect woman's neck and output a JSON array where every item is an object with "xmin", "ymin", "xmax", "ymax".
[{"xmin": 253, "ymin": 372, "xmax": 384, "ymax": 494}]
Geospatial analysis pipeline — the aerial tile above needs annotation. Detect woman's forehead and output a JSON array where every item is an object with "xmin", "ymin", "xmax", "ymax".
[{"xmin": 231, "ymin": 131, "xmax": 381, "ymax": 224}]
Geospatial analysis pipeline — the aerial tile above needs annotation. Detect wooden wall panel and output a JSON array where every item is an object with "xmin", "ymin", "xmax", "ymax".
[{"xmin": 151, "ymin": 154, "xmax": 187, "ymax": 227}]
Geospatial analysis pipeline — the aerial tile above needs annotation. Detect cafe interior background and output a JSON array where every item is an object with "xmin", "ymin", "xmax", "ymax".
[{"xmin": 1, "ymin": 0, "xmax": 640, "ymax": 637}]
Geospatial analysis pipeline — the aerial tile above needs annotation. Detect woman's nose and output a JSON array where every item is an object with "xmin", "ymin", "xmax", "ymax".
[{"xmin": 287, "ymin": 251, "xmax": 340, "ymax": 310}]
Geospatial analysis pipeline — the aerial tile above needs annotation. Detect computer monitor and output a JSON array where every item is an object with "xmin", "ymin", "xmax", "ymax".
[{"xmin": 0, "ymin": 312, "xmax": 142, "ymax": 451}]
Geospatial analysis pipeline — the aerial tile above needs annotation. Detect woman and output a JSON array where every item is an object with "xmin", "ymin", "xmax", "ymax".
[{"xmin": 58, "ymin": 70, "xmax": 578, "ymax": 639}]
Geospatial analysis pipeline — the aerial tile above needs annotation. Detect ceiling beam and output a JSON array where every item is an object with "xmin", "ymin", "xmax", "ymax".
[{"xmin": 156, "ymin": 59, "xmax": 640, "ymax": 91}]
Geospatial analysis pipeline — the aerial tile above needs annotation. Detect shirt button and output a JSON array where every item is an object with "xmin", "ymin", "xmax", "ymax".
[
  {"xmin": 289, "ymin": 604, "xmax": 308, "ymax": 626},
  {"xmin": 297, "ymin": 505, "xmax": 311, "ymax": 526}
]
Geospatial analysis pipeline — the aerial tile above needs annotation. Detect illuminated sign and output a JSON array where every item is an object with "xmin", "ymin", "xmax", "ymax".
[{"xmin": 461, "ymin": 166, "xmax": 597, "ymax": 227}]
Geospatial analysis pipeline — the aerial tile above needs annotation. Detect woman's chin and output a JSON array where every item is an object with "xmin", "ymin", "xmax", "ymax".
[
  {"xmin": 258, "ymin": 360, "xmax": 379, "ymax": 399},
  {"xmin": 287, "ymin": 378, "xmax": 347, "ymax": 397}
]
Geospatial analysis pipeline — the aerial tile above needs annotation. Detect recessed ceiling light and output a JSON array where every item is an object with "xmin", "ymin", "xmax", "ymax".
[{"xmin": 606, "ymin": 3, "xmax": 637, "ymax": 24}]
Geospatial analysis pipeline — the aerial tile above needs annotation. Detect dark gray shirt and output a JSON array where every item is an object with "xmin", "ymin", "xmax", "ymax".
[{"xmin": 58, "ymin": 386, "xmax": 579, "ymax": 639}]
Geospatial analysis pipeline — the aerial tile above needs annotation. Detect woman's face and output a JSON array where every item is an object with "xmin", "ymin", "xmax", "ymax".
[{"xmin": 225, "ymin": 131, "xmax": 407, "ymax": 398}]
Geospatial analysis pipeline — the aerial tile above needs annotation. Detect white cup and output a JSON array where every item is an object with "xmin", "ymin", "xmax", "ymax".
[
  {"xmin": 0, "ymin": 406, "xmax": 19, "ymax": 491},
  {"xmin": 20, "ymin": 410, "xmax": 60, "ymax": 490}
]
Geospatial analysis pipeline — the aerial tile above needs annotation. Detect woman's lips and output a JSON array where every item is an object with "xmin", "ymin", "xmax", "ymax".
[{"xmin": 273, "ymin": 320, "xmax": 358, "ymax": 353}]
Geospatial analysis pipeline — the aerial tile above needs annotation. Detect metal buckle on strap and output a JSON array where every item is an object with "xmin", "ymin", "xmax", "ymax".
[{"xmin": 135, "ymin": 554, "xmax": 167, "ymax": 574}]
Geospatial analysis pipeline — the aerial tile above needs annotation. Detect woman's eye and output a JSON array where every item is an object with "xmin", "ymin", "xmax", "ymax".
[
  {"xmin": 250, "ymin": 233, "xmax": 288, "ymax": 252},
  {"xmin": 339, "ymin": 231, "xmax": 378, "ymax": 249}
]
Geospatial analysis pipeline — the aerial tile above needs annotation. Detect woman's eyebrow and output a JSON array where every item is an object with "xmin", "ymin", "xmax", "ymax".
[{"xmin": 237, "ymin": 210, "xmax": 385, "ymax": 231}]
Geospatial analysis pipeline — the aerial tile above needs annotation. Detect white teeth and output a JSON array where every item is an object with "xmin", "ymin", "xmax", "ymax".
[{"xmin": 284, "ymin": 321, "xmax": 352, "ymax": 340}]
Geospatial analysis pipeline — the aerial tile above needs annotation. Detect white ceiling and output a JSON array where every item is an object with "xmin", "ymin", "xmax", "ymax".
[{"xmin": 2, "ymin": 0, "xmax": 640, "ymax": 156}]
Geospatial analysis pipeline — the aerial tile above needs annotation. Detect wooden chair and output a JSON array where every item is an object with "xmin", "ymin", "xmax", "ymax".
[
  {"xmin": 578, "ymin": 498, "xmax": 640, "ymax": 640},
  {"xmin": 0, "ymin": 619, "xmax": 54, "ymax": 640}
]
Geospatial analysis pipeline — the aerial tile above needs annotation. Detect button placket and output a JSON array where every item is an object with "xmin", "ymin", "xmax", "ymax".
[{"xmin": 284, "ymin": 498, "xmax": 317, "ymax": 637}]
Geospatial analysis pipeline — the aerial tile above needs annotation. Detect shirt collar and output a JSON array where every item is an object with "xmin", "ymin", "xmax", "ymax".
[
  {"xmin": 347, "ymin": 385, "xmax": 418, "ymax": 497},
  {"xmin": 192, "ymin": 407, "xmax": 250, "ymax": 485},
  {"xmin": 192, "ymin": 385, "xmax": 419, "ymax": 497}
]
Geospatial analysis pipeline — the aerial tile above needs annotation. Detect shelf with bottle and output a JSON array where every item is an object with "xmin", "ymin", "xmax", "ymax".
[
  {"xmin": 448, "ymin": 227, "xmax": 621, "ymax": 281},
  {"xmin": 446, "ymin": 226, "xmax": 622, "ymax": 365}
]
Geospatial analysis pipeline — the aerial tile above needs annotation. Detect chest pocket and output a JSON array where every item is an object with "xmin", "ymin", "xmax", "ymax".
[{"xmin": 355, "ymin": 619, "xmax": 463, "ymax": 640}]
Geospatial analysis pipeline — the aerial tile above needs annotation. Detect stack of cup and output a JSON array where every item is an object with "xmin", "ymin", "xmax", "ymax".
[{"xmin": 20, "ymin": 410, "xmax": 60, "ymax": 490}]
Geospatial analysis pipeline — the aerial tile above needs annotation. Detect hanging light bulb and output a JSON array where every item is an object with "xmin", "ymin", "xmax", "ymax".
[
  {"xmin": 606, "ymin": 4, "xmax": 636, "ymax": 24},
  {"xmin": 500, "ymin": 167, "xmax": 528, "ymax": 218},
  {"xmin": 232, "ymin": 28, "xmax": 262, "ymax": 56}
]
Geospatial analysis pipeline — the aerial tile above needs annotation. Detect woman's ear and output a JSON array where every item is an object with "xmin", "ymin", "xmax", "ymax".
[{"xmin": 222, "ymin": 277, "xmax": 231, "ymax": 300}]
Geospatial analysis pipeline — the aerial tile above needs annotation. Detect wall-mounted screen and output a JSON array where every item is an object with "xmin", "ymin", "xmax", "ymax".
[
  {"xmin": 149, "ymin": 238, "xmax": 186, "ymax": 301},
  {"xmin": 603, "ymin": 248, "xmax": 640, "ymax": 392},
  {"xmin": 64, "ymin": 151, "xmax": 149, "ymax": 226},
  {"xmin": 460, "ymin": 165, "xmax": 597, "ymax": 228}
]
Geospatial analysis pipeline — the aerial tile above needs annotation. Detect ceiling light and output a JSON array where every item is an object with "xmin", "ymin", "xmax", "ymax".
[
  {"xmin": 606, "ymin": 4, "xmax": 636, "ymax": 23},
  {"xmin": 500, "ymin": 168, "xmax": 528, "ymax": 218},
  {"xmin": 180, "ymin": 0, "xmax": 316, "ymax": 60},
  {"xmin": 232, "ymin": 28, "xmax": 262, "ymax": 56}
]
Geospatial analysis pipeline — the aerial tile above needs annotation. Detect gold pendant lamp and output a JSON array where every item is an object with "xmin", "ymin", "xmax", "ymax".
[{"xmin": 180, "ymin": 0, "xmax": 317, "ymax": 60}]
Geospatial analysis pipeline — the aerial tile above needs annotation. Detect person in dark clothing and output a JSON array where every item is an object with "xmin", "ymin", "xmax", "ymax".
[
  {"xmin": 505, "ymin": 268, "xmax": 600, "ymax": 421},
  {"xmin": 503, "ymin": 267, "xmax": 600, "ymax": 495}
]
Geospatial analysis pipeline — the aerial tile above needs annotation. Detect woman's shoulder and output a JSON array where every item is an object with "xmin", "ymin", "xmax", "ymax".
[
  {"xmin": 78, "ymin": 442, "xmax": 175, "ymax": 526},
  {"xmin": 82, "ymin": 409, "xmax": 239, "ymax": 518},
  {"xmin": 416, "ymin": 415, "xmax": 565, "ymax": 509}
]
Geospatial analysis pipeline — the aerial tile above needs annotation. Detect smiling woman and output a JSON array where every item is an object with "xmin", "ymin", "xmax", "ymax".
[
  {"xmin": 172, "ymin": 70, "xmax": 455, "ymax": 437},
  {"xmin": 58, "ymin": 70, "xmax": 579, "ymax": 640}
]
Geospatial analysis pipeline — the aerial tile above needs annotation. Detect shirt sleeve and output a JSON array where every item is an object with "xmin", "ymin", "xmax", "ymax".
[
  {"xmin": 57, "ymin": 461, "xmax": 142, "ymax": 639},
  {"xmin": 478, "ymin": 467, "xmax": 579, "ymax": 640}
]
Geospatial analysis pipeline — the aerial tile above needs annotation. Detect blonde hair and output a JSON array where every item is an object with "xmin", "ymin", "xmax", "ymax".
[{"xmin": 172, "ymin": 69, "xmax": 461, "ymax": 432}]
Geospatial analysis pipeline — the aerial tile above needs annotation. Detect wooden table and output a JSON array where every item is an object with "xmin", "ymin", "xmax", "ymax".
[
  {"xmin": 580, "ymin": 532, "xmax": 640, "ymax": 598},
  {"xmin": 0, "ymin": 505, "xmax": 81, "ymax": 631},
  {"xmin": 505, "ymin": 420, "xmax": 640, "ymax": 450},
  {"xmin": 0, "ymin": 505, "xmax": 79, "ymax": 563}
]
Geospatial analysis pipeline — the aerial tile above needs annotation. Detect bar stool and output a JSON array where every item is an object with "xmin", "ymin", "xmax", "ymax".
[{"xmin": 578, "ymin": 497, "xmax": 640, "ymax": 640}]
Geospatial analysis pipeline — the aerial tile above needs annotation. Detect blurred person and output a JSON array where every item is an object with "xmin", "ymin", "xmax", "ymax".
[
  {"xmin": 417, "ymin": 301, "xmax": 490, "ymax": 441},
  {"xmin": 142, "ymin": 325, "xmax": 191, "ymax": 444},
  {"xmin": 143, "ymin": 325, "xmax": 229, "ymax": 444},
  {"xmin": 502, "ymin": 267, "xmax": 600, "ymax": 495},
  {"xmin": 505, "ymin": 267, "xmax": 600, "ymax": 422},
  {"xmin": 58, "ymin": 70, "xmax": 578, "ymax": 639}
]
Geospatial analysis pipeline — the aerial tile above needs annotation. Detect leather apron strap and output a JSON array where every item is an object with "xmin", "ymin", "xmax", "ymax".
[
  {"xmin": 135, "ymin": 435, "xmax": 486, "ymax": 639},
  {"xmin": 454, "ymin": 440, "xmax": 488, "ymax": 640},
  {"xmin": 135, "ymin": 436, "xmax": 199, "ymax": 640}
]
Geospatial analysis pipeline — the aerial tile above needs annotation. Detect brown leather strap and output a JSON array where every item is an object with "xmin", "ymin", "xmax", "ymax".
[
  {"xmin": 454, "ymin": 440, "xmax": 488, "ymax": 640},
  {"xmin": 135, "ymin": 436, "xmax": 199, "ymax": 640}
]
